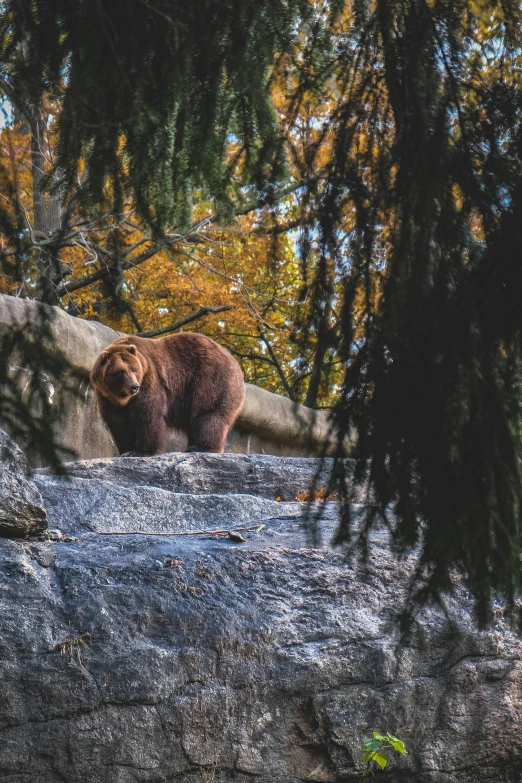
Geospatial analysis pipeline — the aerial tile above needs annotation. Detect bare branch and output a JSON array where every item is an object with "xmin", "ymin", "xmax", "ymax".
[
  {"xmin": 226, "ymin": 348, "xmax": 277, "ymax": 365},
  {"xmin": 233, "ymin": 175, "xmax": 321, "ymax": 218},
  {"xmin": 252, "ymin": 219, "xmax": 303, "ymax": 236},
  {"xmin": 135, "ymin": 305, "xmax": 232, "ymax": 338},
  {"xmin": 121, "ymin": 236, "xmax": 153, "ymax": 257},
  {"xmin": 164, "ymin": 247, "xmax": 203, "ymax": 292},
  {"xmin": 54, "ymin": 175, "xmax": 320, "ymax": 299},
  {"xmin": 125, "ymin": 301, "xmax": 143, "ymax": 332},
  {"xmin": 259, "ymin": 332, "xmax": 296, "ymax": 401}
]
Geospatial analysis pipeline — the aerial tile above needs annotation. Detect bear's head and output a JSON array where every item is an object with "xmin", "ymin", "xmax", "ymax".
[{"xmin": 91, "ymin": 343, "xmax": 146, "ymax": 406}]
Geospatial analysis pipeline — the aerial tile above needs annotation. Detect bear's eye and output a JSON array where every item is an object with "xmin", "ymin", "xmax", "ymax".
[{"xmin": 115, "ymin": 370, "xmax": 125, "ymax": 376}]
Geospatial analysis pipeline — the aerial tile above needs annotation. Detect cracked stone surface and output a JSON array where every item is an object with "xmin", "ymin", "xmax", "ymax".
[
  {"xmin": 36, "ymin": 452, "xmax": 338, "ymax": 501},
  {"xmin": 1, "ymin": 448, "xmax": 522, "ymax": 782},
  {"xmin": 0, "ymin": 429, "xmax": 47, "ymax": 537},
  {"xmin": 35, "ymin": 475, "xmax": 306, "ymax": 533}
]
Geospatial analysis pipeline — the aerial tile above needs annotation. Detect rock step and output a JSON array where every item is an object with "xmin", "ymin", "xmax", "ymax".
[
  {"xmin": 36, "ymin": 452, "xmax": 343, "ymax": 501},
  {"xmin": 35, "ymin": 476, "xmax": 312, "ymax": 535}
]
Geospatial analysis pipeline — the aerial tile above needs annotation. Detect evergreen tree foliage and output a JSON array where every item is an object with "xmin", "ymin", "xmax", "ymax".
[
  {"xmin": 303, "ymin": 0, "xmax": 522, "ymax": 627},
  {"xmin": 2, "ymin": 0, "xmax": 522, "ymax": 625},
  {"xmin": 0, "ymin": 306, "xmax": 76, "ymax": 470},
  {"xmin": 0, "ymin": 0, "xmax": 340, "ymax": 230}
]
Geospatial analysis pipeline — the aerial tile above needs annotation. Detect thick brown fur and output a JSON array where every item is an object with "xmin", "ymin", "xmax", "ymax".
[{"xmin": 90, "ymin": 332, "xmax": 245, "ymax": 456}]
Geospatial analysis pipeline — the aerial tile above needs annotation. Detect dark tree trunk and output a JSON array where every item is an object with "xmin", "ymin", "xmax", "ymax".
[
  {"xmin": 303, "ymin": 276, "xmax": 334, "ymax": 409},
  {"xmin": 29, "ymin": 109, "xmax": 65, "ymax": 305}
]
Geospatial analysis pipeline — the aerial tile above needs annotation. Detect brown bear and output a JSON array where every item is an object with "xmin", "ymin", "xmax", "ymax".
[{"xmin": 90, "ymin": 332, "xmax": 245, "ymax": 456}]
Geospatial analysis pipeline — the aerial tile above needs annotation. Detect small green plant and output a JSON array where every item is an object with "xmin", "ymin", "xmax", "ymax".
[{"xmin": 361, "ymin": 731, "xmax": 407, "ymax": 775}]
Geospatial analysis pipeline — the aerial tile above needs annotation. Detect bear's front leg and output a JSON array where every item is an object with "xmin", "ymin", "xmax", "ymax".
[
  {"xmin": 126, "ymin": 399, "xmax": 167, "ymax": 456},
  {"xmin": 187, "ymin": 413, "xmax": 229, "ymax": 453},
  {"xmin": 97, "ymin": 395, "xmax": 137, "ymax": 455}
]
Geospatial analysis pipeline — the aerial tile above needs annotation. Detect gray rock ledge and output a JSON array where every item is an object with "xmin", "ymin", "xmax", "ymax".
[
  {"xmin": 36, "ymin": 475, "xmax": 308, "ymax": 534},
  {"xmin": 0, "ymin": 517, "xmax": 520, "ymax": 783},
  {"xmin": 36, "ymin": 451, "xmax": 340, "ymax": 501}
]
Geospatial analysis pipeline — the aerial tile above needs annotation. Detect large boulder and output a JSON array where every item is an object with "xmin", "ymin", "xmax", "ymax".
[
  {"xmin": 0, "ymin": 451, "xmax": 520, "ymax": 782},
  {"xmin": 0, "ymin": 510, "xmax": 520, "ymax": 782},
  {"xmin": 0, "ymin": 429, "xmax": 47, "ymax": 537}
]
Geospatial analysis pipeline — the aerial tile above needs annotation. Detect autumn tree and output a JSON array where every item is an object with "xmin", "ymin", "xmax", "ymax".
[
  {"xmin": 0, "ymin": 0, "xmax": 345, "ymax": 409},
  {"xmin": 0, "ymin": 110, "xmax": 344, "ymax": 407}
]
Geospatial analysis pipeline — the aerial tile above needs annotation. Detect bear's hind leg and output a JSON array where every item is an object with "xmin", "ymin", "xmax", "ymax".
[{"xmin": 187, "ymin": 413, "xmax": 229, "ymax": 453}]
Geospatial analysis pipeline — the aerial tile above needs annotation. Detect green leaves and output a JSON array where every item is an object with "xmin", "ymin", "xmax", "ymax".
[
  {"xmin": 362, "ymin": 739, "xmax": 388, "ymax": 769},
  {"xmin": 387, "ymin": 735, "xmax": 407, "ymax": 755},
  {"xmin": 361, "ymin": 731, "xmax": 408, "ymax": 775}
]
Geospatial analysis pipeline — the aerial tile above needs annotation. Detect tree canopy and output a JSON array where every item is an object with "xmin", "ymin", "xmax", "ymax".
[
  {"xmin": 2, "ymin": 0, "xmax": 522, "ymax": 627},
  {"xmin": 0, "ymin": 0, "xmax": 339, "ymax": 229}
]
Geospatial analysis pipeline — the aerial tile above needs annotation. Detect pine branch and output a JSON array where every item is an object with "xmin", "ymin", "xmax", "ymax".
[{"xmin": 0, "ymin": 74, "xmax": 32, "ymax": 124}]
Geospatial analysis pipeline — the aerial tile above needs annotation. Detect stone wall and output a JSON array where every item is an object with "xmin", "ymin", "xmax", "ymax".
[{"xmin": 0, "ymin": 294, "xmax": 342, "ymax": 465}]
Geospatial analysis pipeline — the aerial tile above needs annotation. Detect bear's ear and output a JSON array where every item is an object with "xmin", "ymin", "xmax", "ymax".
[
  {"xmin": 91, "ymin": 352, "xmax": 109, "ymax": 386},
  {"xmin": 126, "ymin": 345, "xmax": 137, "ymax": 355}
]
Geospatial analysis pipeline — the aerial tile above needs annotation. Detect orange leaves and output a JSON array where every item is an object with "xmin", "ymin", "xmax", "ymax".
[{"xmin": 0, "ymin": 75, "xmax": 343, "ymax": 408}]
